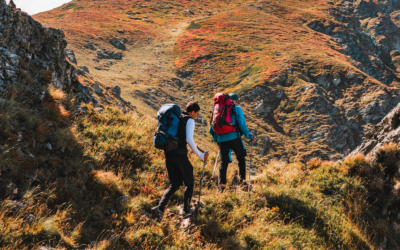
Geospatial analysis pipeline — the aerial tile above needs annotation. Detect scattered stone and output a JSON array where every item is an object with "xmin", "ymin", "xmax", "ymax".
[
  {"xmin": 64, "ymin": 49, "xmax": 78, "ymax": 64},
  {"xmin": 116, "ymin": 195, "xmax": 129, "ymax": 205},
  {"xmin": 112, "ymin": 86, "xmax": 121, "ymax": 99},
  {"xmin": 275, "ymin": 91, "xmax": 284, "ymax": 99},
  {"xmin": 84, "ymin": 41, "xmax": 96, "ymax": 50},
  {"xmin": 45, "ymin": 143, "xmax": 52, "ymax": 151},
  {"xmin": 184, "ymin": 9, "xmax": 195, "ymax": 14},
  {"xmin": 332, "ymin": 76, "xmax": 341, "ymax": 86},
  {"xmin": 81, "ymin": 66, "xmax": 90, "ymax": 74},
  {"xmin": 93, "ymin": 83, "xmax": 102, "ymax": 94},
  {"xmin": 25, "ymin": 214, "xmax": 36, "ymax": 224},
  {"xmin": 254, "ymin": 102, "xmax": 264, "ymax": 113},
  {"xmin": 95, "ymin": 107, "xmax": 103, "ymax": 113},
  {"xmin": 110, "ymin": 38, "xmax": 126, "ymax": 50},
  {"xmin": 171, "ymin": 78, "xmax": 183, "ymax": 88}
]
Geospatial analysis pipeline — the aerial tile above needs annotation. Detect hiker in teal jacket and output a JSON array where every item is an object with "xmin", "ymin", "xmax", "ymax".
[{"xmin": 209, "ymin": 93, "xmax": 254, "ymax": 190}]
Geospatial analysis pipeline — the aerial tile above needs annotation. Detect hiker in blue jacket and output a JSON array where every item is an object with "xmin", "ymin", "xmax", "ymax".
[{"xmin": 209, "ymin": 93, "xmax": 254, "ymax": 190}]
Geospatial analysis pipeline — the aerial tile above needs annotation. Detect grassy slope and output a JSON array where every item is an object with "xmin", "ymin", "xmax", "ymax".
[
  {"xmin": 0, "ymin": 59, "xmax": 398, "ymax": 249},
  {"xmin": 2, "ymin": 74, "xmax": 400, "ymax": 248}
]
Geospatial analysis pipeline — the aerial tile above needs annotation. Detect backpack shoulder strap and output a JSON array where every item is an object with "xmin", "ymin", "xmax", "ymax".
[{"xmin": 178, "ymin": 115, "xmax": 191, "ymax": 142}]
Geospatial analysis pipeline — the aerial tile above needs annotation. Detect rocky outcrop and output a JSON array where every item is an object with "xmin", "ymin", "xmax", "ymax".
[
  {"xmin": 109, "ymin": 37, "xmax": 126, "ymax": 50},
  {"xmin": 309, "ymin": 1, "xmax": 400, "ymax": 86},
  {"xmin": 96, "ymin": 49, "xmax": 122, "ymax": 60},
  {"xmin": 0, "ymin": 0, "xmax": 133, "ymax": 112},
  {"xmin": 350, "ymin": 102, "xmax": 400, "ymax": 158},
  {"xmin": 0, "ymin": 1, "xmax": 78, "ymax": 90}
]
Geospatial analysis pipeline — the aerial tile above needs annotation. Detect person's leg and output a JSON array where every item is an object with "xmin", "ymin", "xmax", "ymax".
[
  {"xmin": 218, "ymin": 141, "xmax": 232, "ymax": 186},
  {"xmin": 178, "ymin": 155, "xmax": 195, "ymax": 213},
  {"xmin": 158, "ymin": 183, "xmax": 181, "ymax": 212},
  {"xmin": 230, "ymin": 138, "xmax": 247, "ymax": 184},
  {"xmin": 157, "ymin": 154, "xmax": 183, "ymax": 212},
  {"xmin": 183, "ymin": 183, "xmax": 194, "ymax": 213}
]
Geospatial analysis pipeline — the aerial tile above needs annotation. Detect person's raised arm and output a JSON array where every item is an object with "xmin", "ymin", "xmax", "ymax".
[
  {"xmin": 186, "ymin": 119, "xmax": 205, "ymax": 159},
  {"xmin": 236, "ymin": 106, "xmax": 253, "ymax": 140}
]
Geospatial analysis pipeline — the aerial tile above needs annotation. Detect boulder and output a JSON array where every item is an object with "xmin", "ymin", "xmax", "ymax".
[
  {"xmin": 350, "ymin": 101, "xmax": 400, "ymax": 158},
  {"xmin": 110, "ymin": 38, "xmax": 126, "ymax": 50},
  {"xmin": 93, "ymin": 83, "xmax": 102, "ymax": 94},
  {"xmin": 84, "ymin": 41, "xmax": 96, "ymax": 50},
  {"xmin": 254, "ymin": 102, "xmax": 264, "ymax": 113},
  {"xmin": 113, "ymin": 86, "xmax": 121, "ymax": 99},
  {"xmin": 65, "ymin": 49, "xmax": 78, "ymax": 64}
]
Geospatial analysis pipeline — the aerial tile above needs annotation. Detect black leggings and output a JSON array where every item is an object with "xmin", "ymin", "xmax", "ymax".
[
  {"xmin": 158, "ymin": 153, "xmax": 194, "ymax": 213},
  {"xmin": 158, "ymin": 183, "xmax": 193, "ymax": 213},
  {"xmin": 218, "ymin": 138, "xmax": 247, "ymax": 185}
]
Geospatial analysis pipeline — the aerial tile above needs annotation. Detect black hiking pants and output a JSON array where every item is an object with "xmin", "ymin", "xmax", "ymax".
[
  {"xmin": 218, "ymin": 138, "xmax": 247, "ymax": 185},
  {"xmin": 158, "ymin": 153, "xmax": 194, "ymax": 213}
]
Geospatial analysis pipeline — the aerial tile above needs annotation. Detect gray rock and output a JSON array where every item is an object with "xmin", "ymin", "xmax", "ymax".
[
  {"xmin": 275, "ymin": 91, "xmax": 284, "ymax": 99},
  {"xmin": 316, "ymin": 73, "xmax": 330, "ymax": 88},
  {"xmin": 45, "ymin": 143, "xmax": 52, "ymax": 151},
  {"xmin": 332, "ymin": 76, "xmax": 341, "ymax": 86},
  {"xmin": 84, "ymin": 41, "xmax": 96, "ymax": 50},
  {"xmin": 110, "ymin": 38, "xmax": 126, "ymax": 50},
  {"xmin": 347, "ymin": 72, "xmax": 356, "ymax": 79},
  {"xmin": 350, "ymin": 101, "xmax": 400, "ymax": 159},
  {"xmin": 65, "ymin": 49, "xmax": 78, "ymax": 64},
  {"xmin": 97, "ymin": 50, "xmax": 108, "ymax": 59},
  {"xmin": 171, "ymin": 78, "xmax": 183, "ymax": 88},
  {"xmin": 184, "ymin": 9, "xmax": 195, "ymax": 14},
  {"xmin": 25, "ymin": 214, "xmax": 35, "ymax": 223},
  {"xmin": 113, "ymin": 86, "xmax": 121, "ymax": 99},
  {"xmin": 116, "ymin": 195, "xmax": 129, "ymax": 205},
  {"xmin": 81, "ymin": 66, "xmax": 89, "ymax": 73},
  {"xmin": 93, "ymin": 83, "xmax": 102, "ymax": 94},
  {"xmin": 254, "ymin": 102, "xmax": 264, "ymax": 113}
]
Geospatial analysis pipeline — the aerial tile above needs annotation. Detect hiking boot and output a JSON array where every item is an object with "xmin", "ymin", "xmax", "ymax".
[
  {"xmin": 241, "ymin": 182, "xmax": 252, "ymax": 191},
  {"xmin": 179, "ymin": 206, "xmax": 196, "ymax": 218},
  {"xmin": 218, "ymin": 184, "xmax": 226, "ymax": 193},
  {"xmin": 151, "ymin": 206, "xmax": 164, "ymax": 221}
]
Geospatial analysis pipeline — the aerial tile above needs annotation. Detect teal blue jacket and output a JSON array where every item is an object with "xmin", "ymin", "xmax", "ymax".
[{"xmin": 209, "ymin": 106, "xmax": 253, "ymax": 145}]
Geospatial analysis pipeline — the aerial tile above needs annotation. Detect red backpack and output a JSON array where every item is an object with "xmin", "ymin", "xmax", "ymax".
[{"xmin": 211, "ymin": 93, "xmax": 239, "ymax": 135}]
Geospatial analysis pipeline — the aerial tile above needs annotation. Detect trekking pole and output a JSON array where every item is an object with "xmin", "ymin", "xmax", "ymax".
[
  {"xmin": 212, "ymin": 151, "xmax": 220, "ymax": 179},
  {"xmin": 248, "ymin": 140, "xmax": 253, "ymax": 195},
  {"xmin": 197, "ymin": 155, "xmax": 207, "ymax": 214}
]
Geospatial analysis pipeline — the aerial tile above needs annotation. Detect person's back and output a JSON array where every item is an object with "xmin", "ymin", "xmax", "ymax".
[{"xmin": 209, "ymin": 93, "xmax": 254, "ymax": 189}]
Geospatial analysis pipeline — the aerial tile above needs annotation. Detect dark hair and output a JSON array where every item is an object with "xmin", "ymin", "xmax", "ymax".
[{"xmin": 186, "ymin": 101, "xmax": 200, "ymax": 113}]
